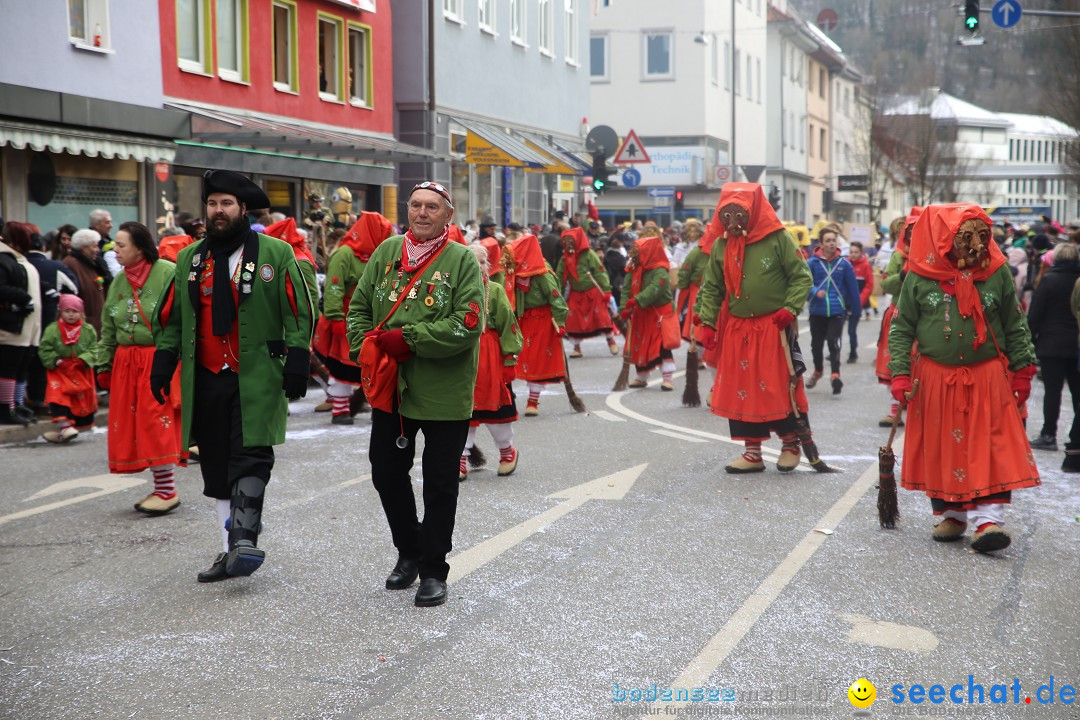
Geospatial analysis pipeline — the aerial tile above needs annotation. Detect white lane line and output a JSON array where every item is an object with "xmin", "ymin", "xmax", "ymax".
[
  {"xmin": 0, "ymin": 475, "xmax": 145, "ymax": 526},
  {"xmin": 605, "ymin": 391, "xmax": 787, "ymax": 461},
  {"xmin": 447, "ymin": 464, "xmax": 647, "ymax": 584},
  {"xmin": 593, "ymin": 410, "xmax": 627, "ymax": 422},
  {"xmin": 274, "ymin": 475, "xmax": 371, "ymax": 511},
  {"xmin": 650, "ymin": 429, "xmax": 708, "ymax": 443},
  {"xmin": 655, "ymin": 433, "xmax": 905, "ymax": 710}
]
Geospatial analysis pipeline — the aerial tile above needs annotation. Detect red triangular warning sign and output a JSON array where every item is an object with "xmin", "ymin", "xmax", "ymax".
[{"xmin": 613, "ymin": 129, "xmax": 651, "ymax": 165}]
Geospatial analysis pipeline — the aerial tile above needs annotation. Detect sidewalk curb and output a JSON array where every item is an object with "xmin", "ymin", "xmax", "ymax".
[{"xmin": 0, "ymin": 410, "xmax": 110, "ymax": 445}]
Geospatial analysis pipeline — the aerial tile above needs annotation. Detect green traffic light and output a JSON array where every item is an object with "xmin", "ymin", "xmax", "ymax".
[
  {"xmin": 593, "ymin": 179, "xmax": 606, "ymax": 191},
  {"xmin": 965, "ymin": 16, "xmax": 978, "ymax": 29}
]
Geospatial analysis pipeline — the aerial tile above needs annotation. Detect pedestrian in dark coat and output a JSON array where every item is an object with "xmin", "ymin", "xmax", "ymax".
[{"xmin": 1027, "ymin": 242, "xmax": 1080, "ymax": 471}]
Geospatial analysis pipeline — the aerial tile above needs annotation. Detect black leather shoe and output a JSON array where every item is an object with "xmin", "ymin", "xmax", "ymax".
[
  {"xmin": 385, "ymin": 557, "xmax": 419, "ymax": 590},
  {"xmin": 414, "ymin": 578, "xmax": 447, "ymax": 607},
  {"xmin": 197, "ymin": 552, "xmax": 229, "ymax": 583},
  {"xmin": 13, "ymin": 406, "xmax": 37, "ymax": 423},
  {"xmin": 1029, "ymin": 434, "xmax": 1057, "ymax": 451}
]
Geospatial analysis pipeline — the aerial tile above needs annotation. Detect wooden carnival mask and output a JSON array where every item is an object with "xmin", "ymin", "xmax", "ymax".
[
  {"xmin": 717, "ymin": 203, "xmax": 749, "ymax": 237},
  {"xmin": 561, "ymin": 235, "xmax": 575, "ymax": 253},
  {"xmin": 949, "ymin": 218, "xmax": 991, "ymax": 269}
]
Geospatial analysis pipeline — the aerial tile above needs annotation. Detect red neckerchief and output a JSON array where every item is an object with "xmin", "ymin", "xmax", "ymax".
[
  {"xmin": 124, "ymin": 258, "xmax": 152, "ymax": 289},
  {"xmin": 403, "ymin": 227, "xmax": 450, "ymax": 271},
  {"xmin": 59, "ymin": 319, "xmax": 83, "ymax": 345}
]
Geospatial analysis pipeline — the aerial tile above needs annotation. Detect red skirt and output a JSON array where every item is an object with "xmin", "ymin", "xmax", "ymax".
[
  {"xmin": 710, "ymin": 315, "xmax": 807, "ymax": 422},
  {"xmin": 108, "ymin": 345, "xmax": 184, "ymax": 473},
  {"xmin": 628, "ymin": 305, "xmax": 665, "ymax": 370},
  {"xmin": 518, "ymin": 306, "xmax": 566, "ymax": 383},
  {"xmin": 45, "ymin": 362, "xmax": 97, "ymax": 418},
  {"xmin": 902, "ymin": 355, "xmax": 1040, "ymax": 502},
  {"xmin": 679, "ymin": 285, "xmax": 700, "ymax": 340},
  {"xmin": 313, "ymin": 315, "xmax": 360, "ymax": 383},
  {"xmin": 473, "ymin": 329, "xmax": 509, "ymax": 411},
  {"xmin": 874, "ymin": 304, "xmax": 897, "ymax": 383},
  {"xmin": 565, "ymin": 286, "xmax": 612, "ymax": 338}
]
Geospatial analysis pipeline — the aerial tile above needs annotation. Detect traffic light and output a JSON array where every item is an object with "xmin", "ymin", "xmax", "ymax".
[
  {"xmin": 674, "ymin": 190, "xmax": 684, "ymax": 211},
  {"xmin": 964, "ymin": 0, "xmax": 979, "ymax": 32},
  {"xmin": 768, "ymin": 184, "xmax": 781, "ymax": 211},
  {"xmin": 591, "ymin": 151, "xmax": 611, "ymax": 194}
]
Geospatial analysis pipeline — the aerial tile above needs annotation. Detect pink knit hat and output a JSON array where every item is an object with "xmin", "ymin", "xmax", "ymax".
[{"xmin": 58, "ymin": 294, "xmax": 84, "ymax": 314}]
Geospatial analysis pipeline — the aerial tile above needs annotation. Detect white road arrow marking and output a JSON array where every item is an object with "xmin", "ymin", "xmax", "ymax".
[
  {"xmin": 1, "ymin": 475, "xmax": 146, "ymax": 526},
  {"xmin": 447, "ymin": 464, "xmax": 647, "ymax": 583}
]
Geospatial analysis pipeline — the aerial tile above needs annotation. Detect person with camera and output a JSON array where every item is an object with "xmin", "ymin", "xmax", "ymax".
[
  {"xmin": 152, "ymin": 170, "xmax": 314, "ymax": 582},
  {"xmin": 0, "ymin": 222, "xmax": 43, "ymax": 425}
]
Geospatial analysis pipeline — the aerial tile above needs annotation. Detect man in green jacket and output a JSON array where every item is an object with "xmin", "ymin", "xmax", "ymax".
[
  {"xmin": 347, "ymin": 181, "xmax": 484, "ymax": 608},
  {"xmin": 152, "ymin": 170, "xmax": 314, "ymax": 583}
]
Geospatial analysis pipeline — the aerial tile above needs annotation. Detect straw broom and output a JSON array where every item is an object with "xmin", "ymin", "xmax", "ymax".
[
  {"xmin": 878, "ymin": 380, "xmax": 917, "ymax": 528},
  {"xmin": 552, "ymin": 318, "xmax": 587, "ymax": 412},
  {"xmin": 682, "ymin": 335, "xmax": 701, "ymax": 407},
  {"xmin": 613, "ymin": 317, "xmax": 633, "ymax": 391},
  {"xmin": 779, "ymin": 328, "xmax": 840, "ymax": 473}
]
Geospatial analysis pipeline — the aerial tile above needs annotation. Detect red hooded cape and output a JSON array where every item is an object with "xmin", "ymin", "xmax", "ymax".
[
  {"xmin": 560, "ymin": 227, "xmax": 591, "ymax": 280},
  {"xmin": 906, "ymin": 203, "xmax": 1006, "ymax": 349},
  {"xmin": 448, "ymin": 224, "xmax": 466, "ymax": 245},
  {"xmin": 509, "ymin": 234, "xmax": 550, "ymax": 278},
  {"xmin": 480, "ymin": 237, "xmax": 501, "ymax": 277},
  {"xmin": 264, "ymin": 217, "xmax": 316, "ymax": 265},
  {"xmin": 157, "ymin": 234, "xmax": 194, "ymax": 263},
  {"xmin": 699, "ymin": 222, "xmax": 719, "ymax": 256},
  {"xmin": 340, "ymin": 212, "xmax": 393, "ymax": 262},
  {"xmin": 708, "ymin": 183, "xmax": 785, "ymax": 299},
  {"xmin": 894, "ymin": 205, "xmax": 925, "ymax": 258},
  {"xmin": 631, "ymin": 235, "xmax": 670, "ymax": 296}
]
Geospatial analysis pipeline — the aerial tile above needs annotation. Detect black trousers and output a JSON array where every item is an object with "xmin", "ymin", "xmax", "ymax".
[
  {"xmin": 369, "ymin": 408, "xmax": 469, "ymax": 582},
  {"xmin": 809, "ymin": 314, "xmax": 844, "ymax": 375},
  {"xmin": 192, "ymin": 365, "xmax": 274, "ymax": 499},
  {"xmin": 1038, "ymin": 356, "xmax": 1080, "ymax": 448}
]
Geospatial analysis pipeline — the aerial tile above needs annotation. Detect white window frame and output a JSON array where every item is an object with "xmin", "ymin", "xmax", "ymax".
[
  {"xmin": 746, "ymin": 54, "xmax": 752, "ymax": 101},
  {"xmin": 68, "ymin": 0, "xmax": 113, "ymax": 52},
  {"xmin": 589, "ymin": 33, "xmax": 608, "ymax": 82},
  {"xmin": 642, "ymin": 29, "xmax": 674, "ymax": 81},
  {"xmin": 216, "ymin": 0, "xmax": 246, "ymax": 83},
  {"xmin": 723, "ymin": 40, "xmax": 730, "ymax": 90},
  {"xmin": 733, "ymin": 47, "xmax": 740, "ymax": 95},
  {"xmin": 272, "ymin": 0, "xmax": 298, "ymax": 93},
  {"xmin": 510, "ymin": 0, "xmax": 526, "ymax": 46},
  {"xmin": 177, "ymin": 0, "xmax": 210, "ymax": 72},
  {"xmin": 478, "ymin": 0, "xmax": 495, "ymax": 35},
  {"xmin": 710, "ymin": 34, "xmax": 718, "ymax": 85},
  {"xmin": 443, "ymin": 0, "xmax": 464, "ymax": 24},
  {"xmin": 317, "ymin": 14, "xmax": 345, "ymax": 103},
  {"xmin": 756, "ymin": 57, "xmax": 761, "ymax": 104},
  {"xmin": 564, "ymin": 0, "xmax": 579, "ymax": 66},
  {"xmin": 539, "ymin": 0, "xmax": 554, "ymax": 57}
]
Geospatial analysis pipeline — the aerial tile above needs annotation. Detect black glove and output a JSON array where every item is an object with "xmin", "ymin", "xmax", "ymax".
[
  {"xmin": 149, "ymin": 349, "xmax": 178, "ymax": 405},
  {"xmin": 282, "ymin": 347, "xmax": 309, "ymax": 400}
]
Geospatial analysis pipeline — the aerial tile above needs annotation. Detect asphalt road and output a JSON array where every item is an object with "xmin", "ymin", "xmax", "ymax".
[{"xmin": 1, "ymin": 316, "xmax": 1078, "ymax": 720}]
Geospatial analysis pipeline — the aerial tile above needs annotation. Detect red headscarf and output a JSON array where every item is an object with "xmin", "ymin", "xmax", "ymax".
[
  {"xmin": 58, "ymin": 294, "xmax": 84, "ymax": 345},
  {"xmin": 157, "ymin": 234, "xmax": 194, "ymax": 263},
  {"xmin": 340, "ymin": 212, "xmax": 393, "ymax": 262},
  {"xmin": 631, "ymin": 235, "xmax": 670, "ymax": 296},
  {"xmin": 560, "ymin": 227, "xmax": 591, "ymax": 280},
  {"xmin": 509, "ymin": 234, "xmax": 549, "ymax": 278},
  {"xmin": 699, "ymin": 222, "xmax": 719, "ymax": 256},
  {"xmin": 480, "ymin": 237, "xmax": 501, "ymax": 278},
  {"xmin": 906, "ymin": 203, "xmax": 1006, "ymax": 350},
  {"xmin": 447, "ymin": 224, "xmax": 466, "ymax": 245},
  {"xmin": 708, "ymin": 183, "xmax": 785, "ymax": 299},
  {"xmin": 894, "ymin": 206, "xmax": 925, "ymax": 258},
  {"xmin": 264, "ymin": 217, "xmax": 316, "ymax": 266}
]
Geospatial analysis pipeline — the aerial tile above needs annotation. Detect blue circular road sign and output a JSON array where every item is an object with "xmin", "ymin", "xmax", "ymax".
[
  {"xmin": 992, "ymin": 0, "xmax": 1022, "ymax": 28},
  {"xmin": 622, "ymin": 168, "xmax": 641, "ymax": 189}
]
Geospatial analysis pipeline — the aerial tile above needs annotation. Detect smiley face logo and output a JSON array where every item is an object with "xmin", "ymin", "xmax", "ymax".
[{"xmin": 848, "ymin": 678, "xmax": 876, "ymax": 709}]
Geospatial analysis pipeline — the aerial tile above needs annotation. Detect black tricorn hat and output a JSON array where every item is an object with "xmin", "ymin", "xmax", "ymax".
[{"xmin": 202, "ymin": 170, "xmax": 271, "ymax": 209}]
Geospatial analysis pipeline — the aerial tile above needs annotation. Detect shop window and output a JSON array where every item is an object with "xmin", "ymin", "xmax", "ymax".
[
  {"xmin": 177, "ymin": 0, "xmax": 212, "ymax": 72},
  {"xmin": 347, "ymin": 23, "xmax": 372, "ymax": 107},
  {"xmin": 217, "ymin": 0, "xmax": 249, "ymax": 82},
  {"xmin": 272, "ymin": 1, "xmax": 298, "ymax": 92},
  {"xmin": 68, "ymin": 0, "xmax": 111, "ymax": 50},
  {"xmin": 318, "ymin": 14, "xmax": 345, "ymax": 102}
]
